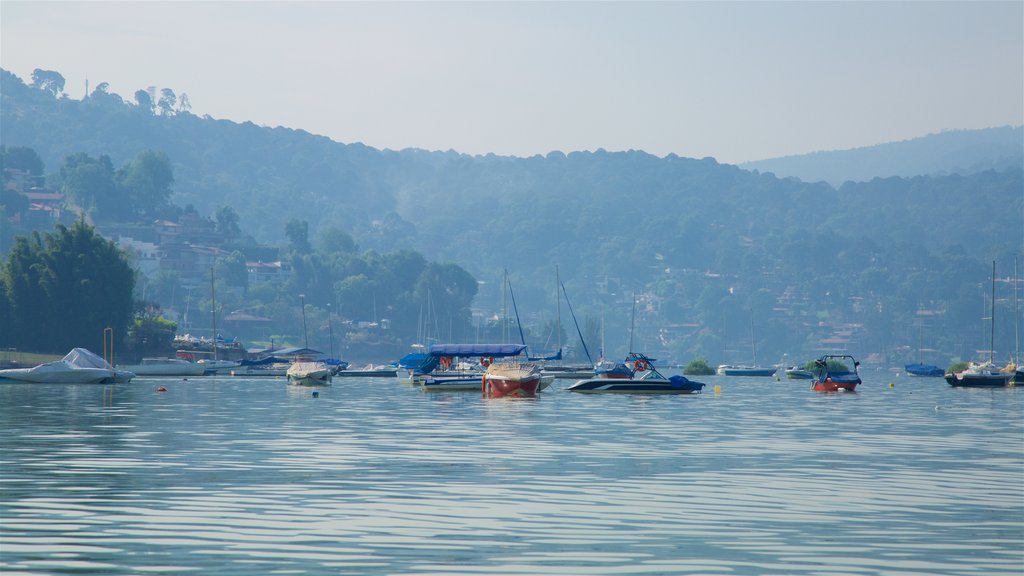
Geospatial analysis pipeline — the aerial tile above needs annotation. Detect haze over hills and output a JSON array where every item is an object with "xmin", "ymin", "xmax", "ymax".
[
  {"xmin": 741, "ymin": 126, "xmax": 1024, "ymax": 186},
  {"xmin": 2, "ymin": 68, "xmax": 1022, "ymax": 366}
]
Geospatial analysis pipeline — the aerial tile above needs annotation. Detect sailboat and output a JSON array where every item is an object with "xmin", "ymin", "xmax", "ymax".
[
  {"xmin": 945, "ymin": 261, "xmax": 1013, "ymax": 387},
  {"xmin": 904, "ymin": 311, "xmax": 944, "ymax": 377},
  {"xmin": 538, "ymin": 268, "xmax": 595, "ymax": 379},
  {"xmin": 717, "ymin": 314, "xmax": 777, "ymax": 376}
]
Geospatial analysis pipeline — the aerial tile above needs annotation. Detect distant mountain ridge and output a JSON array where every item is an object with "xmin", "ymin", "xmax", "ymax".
[{"xmin": 740, "ymin": 126, "xmax": 1023, "ymax": 186}]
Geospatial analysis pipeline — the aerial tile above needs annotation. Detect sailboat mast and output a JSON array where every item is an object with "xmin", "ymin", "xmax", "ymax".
[
  {"xmin": 629, "ymin": 294, "xmax": 637, "ymax": 354},
  {"xmin": 1015, "ymin": 256, "xmax": 1020, "ymax": 364},
  {"xmin": 990, "ymin": 260, "xmax": 996, "ymax": 365},
  {"xmin": 555, "ymin": 266, "xmax": 562, "ymax": 354},
  {"xmin": 750, "ymin": 314, "xmax": 757, "ymax": 366},
  {"xmin": 210, "ymin": 266, "xmax": 217, "ymax": 361}
]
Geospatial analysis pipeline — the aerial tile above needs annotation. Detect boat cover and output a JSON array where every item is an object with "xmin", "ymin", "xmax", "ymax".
[
  {"xmin": 429, "ymin": 344, "xmax": 527, "ymax": 358},
  {"xmin": 398, "ymin": 352, "xmax": 428, "ymax": 368},
  {"xmin": 904, "ymin": 363, "xmax": 944, "ymax": 377},
  {"xmin": 64, "ymin": 348, "xmax": 116, "ymax": 370}
]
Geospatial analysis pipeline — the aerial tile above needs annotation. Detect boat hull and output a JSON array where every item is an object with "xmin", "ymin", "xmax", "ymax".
[
  {"xmin": 811, "ymin": 380, "xmax": 858, "ymax": 392},
  {"xmin": 717, "ymin": 365, "xmax": 777, "ymax": 377},
  {"xmin": 336, "ymin": 369, "xmax": 398, "ymax": 378},
  {"xmin": 287, "ymin": 373, "xmax": 332, "ymax": 386},
  {"xmin": 944, "ymin": 372, "xmax": 1013, "ymax": 387},
  {"xmin": 420, "ymin": 376, "xmax": 482, "ymax": 392},
  {"xmin": 0, "ymin": 366, "xmax": 115, "ymax": 384},
  {"xmin": 785, "ymin": 369, "xmax": 814, "ymax": 380},
  {"xmin": 568, "ymin": 376, "xmax": 704, "ymax": 395},
  {"xmin": 483, "ymin": 374, "xmax": 541, "ymax": 398}
]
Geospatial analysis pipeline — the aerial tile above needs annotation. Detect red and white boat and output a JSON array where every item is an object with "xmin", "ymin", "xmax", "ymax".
[{"xmin": 482, "ymin": 361, "xmax": 543, "ymax": 398}]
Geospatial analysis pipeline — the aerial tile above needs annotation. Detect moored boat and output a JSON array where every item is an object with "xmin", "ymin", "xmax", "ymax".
[
  {"xmin": 568, "ymin": 352, "xmax": 705, "ymax": 395},
  {"xmin": 483, "ymin": 361, "xmax": 542, "ymax": 398},
  {"xmin": 904, "ymin": 363, "xmax": 945, "ymax": 377},
  {"xmin": 286, "ymin": 361, "xmax": 333, "ymax": 386},
  {"xmin": 336, "ymin": 364, "xmax": 397, "ymax": 377},
  {"xmin": 784, "ymin": 366, "xmax": 814, "ymax": 379},
  {"xmin": 120, "ymin": 356, "xmax": 207, "ymax": 376},
  {"xmin": 944, "ymin": 362, "xmax": 1013, "ymax": 387},
  {"xmin": 407, "ymin": 343, "xmax": 527, "ymax": 389},
  {"xmin": 810, "ymin": 355, "xmax": 861, "ymax": 392},
  {"xmin": 0, "ymin": 348, "xmax": 134, "ymax": 384},
  {"xmin": 717, "ymin": 364, "xmax": 778, "ymax": 377},
  {"xmin": 945, "ymin": 262, "xmax": 1013, "ymax": 388}
]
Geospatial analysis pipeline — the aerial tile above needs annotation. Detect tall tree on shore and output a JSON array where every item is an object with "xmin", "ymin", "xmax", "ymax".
[{"xmin": 2, "ymin": 220, "xmax": 135, "ymax": 353}]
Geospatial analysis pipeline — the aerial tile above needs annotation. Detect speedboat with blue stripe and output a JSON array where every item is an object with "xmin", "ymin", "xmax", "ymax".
[{"xmin": 568, "ymin": 352, "xmax": 704, "ymax": 395}]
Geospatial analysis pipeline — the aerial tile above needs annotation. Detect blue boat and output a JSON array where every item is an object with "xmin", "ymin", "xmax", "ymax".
[
  {"xmin": 904, "ymin": 363, "xmax": 945, "ymax": 377},
  {"xmin": 568, "ymin": 352, "xmax": 704, "ymax": 395}
]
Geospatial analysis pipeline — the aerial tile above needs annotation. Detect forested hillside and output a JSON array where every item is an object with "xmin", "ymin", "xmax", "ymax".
[
  {"xmin": 2, "ymin": 68, "xmax": 1022, "ymax": 366},
  {"xmin": 741, "ymin": 126, "xmax": 1023, "ymax": 186}
]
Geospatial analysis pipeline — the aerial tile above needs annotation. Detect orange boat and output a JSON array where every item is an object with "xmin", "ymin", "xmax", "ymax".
[{"xmin": 810, "ymin": 355, "xmax": 861, "ymax": 392}]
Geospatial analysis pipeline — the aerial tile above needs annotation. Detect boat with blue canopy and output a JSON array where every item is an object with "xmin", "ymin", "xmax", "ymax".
[{"xmin": 409, "ymin": 344, "xmax": 548, "ymax": 392}]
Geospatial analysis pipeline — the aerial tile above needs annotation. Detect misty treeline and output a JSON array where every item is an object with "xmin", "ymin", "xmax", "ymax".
[
  {"xmin": 2, "ymin": 67, "xmax": 1022, "ymax": 366},
  {"xmin": 1, "ymin": 143, "xmax": 482, "ymax": 359}
]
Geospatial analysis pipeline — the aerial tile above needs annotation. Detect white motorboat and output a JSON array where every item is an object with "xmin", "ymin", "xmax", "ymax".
[
  {"xmin": 119, "ymin": 357, "xmax": 206, "ymax": 376},
  {"xmin": 286, "ymin": 361, "xmax": 333, "ymax": 386},
  {"xmin": 0, "ymin": 348, "xmax": 134, "ymax": 383}
]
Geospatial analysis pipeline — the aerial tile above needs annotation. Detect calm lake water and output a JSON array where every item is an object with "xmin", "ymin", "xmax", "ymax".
[{"xmin": 1, "ymin": 371, "xmax": 1021, "ymax": 575}]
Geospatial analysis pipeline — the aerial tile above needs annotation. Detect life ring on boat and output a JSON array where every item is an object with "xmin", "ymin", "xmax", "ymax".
[
  {"xmin": 480, "ymin": 357, "xmax": 492, "ymax": 368},
  {"xmin": 634, "ymin": 359, "xmax": 649, "ymax": 372},
  {"xmin": 439, "ymin": 356, "xmax": 452, "ymax": 370}
]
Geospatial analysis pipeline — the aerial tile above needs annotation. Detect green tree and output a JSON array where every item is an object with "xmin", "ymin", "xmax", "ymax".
[
  {"xmin": 30, "ymin": 68, "xmax": 65, "ymax": 97},
  {"xmin": 0, "ymin": 190, "xmax": 29, "ymax": 217},
  {"xmin": 216, "ymin": 250, "xmax": 249, "ymax": 289},
  {"xmin": 214, "ymin": 205, "xmax": 242, "ymax": 239},
  {"xmin": 117, "ymin": 150, "xmax": 174, "ymax": 219},
  {"xmin": 285, "ymin": 219, "xmax": 312, "ymax": 254},
  {"xmin": 134, "ymin": 89, "xmax": 154, "ymax": 113},
  {"xmin": 58, "ymin": 153, "xmax": 122, "ymax": 218},
  {"xmin": 126, "ymin": 309, "xmax": 178, "ymax": 360},
  {"xmin": 1, "ymin": 145, "xmax": 45, "ymax": 175},
  {"xmin": 3, "ymin": 220, "xmax": 135, "ymax": 353},
  {"xmin": 157, "ymin": 88, "xmax": 177, "ymax": 116}
]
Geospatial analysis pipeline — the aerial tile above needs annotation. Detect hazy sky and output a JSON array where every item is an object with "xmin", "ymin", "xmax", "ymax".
[{"xmin": 2, "ymin": 1, "xmax": 1022, "ymax": 164}]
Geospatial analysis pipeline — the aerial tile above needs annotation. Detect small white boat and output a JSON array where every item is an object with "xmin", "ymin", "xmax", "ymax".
[
  {"xmin": 120, "ymin": 357, "xmax": 206, "ymax": 376},
  {"xmin": 196, "ymin": 358, "xmax": 241, "ymax": 374},
  {"xmin": 286, "ymin": 361, "xmax": 333, "ymax": 386},
  {"xmin": 0, "ymin": 348, "xmax": 134, "ymax": 384}
]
